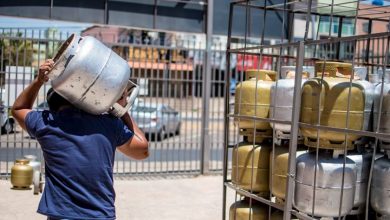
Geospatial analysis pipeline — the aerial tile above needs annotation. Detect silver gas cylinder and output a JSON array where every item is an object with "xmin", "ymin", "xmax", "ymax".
[
  {"xmin": 370, "ymin": 68, "xmax": 390, "ymax": 85},
  {"xmin": 24, "ymin": 155, "xmax": 42, "ymax": 194},
  {"xmin": 346, "ymin": 151, "xmax": 372, "ymax": 214},
  {"xmin": 354, "ymin": 66, "xmax": 368, "ymax": 81},
  {"xmin": 49, "ymin": 34, "xmax": 138, "ymax": 117},
  {"xmin": 23, "ymin": 155, "xmax": 40, "ymax": 172},
  {"xmin": 371, "ymin": 154, "xmax": 390, "ymax": 216},
  {"xmin": 353, "ymin": 67, "xmax": 375, "ymax": 134},
  {"xmin": 269, "ymin": 66, "xmax": 314, "ymax": 140},
  {"xmin": 294, "ymin": 151, "xmax": 357, "ymax": 217},
  {"xmin": 373, "ymin": 69, "xmax": 390, "ymax": 150}
]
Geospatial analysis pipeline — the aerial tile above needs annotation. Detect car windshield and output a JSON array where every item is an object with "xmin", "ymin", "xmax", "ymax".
[{"xmin": 131, "ymin": 106, "xmax": 157, "ymax": 113}]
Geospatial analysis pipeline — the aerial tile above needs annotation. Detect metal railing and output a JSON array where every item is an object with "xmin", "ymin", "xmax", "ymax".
[{"xmin": 0, "ymin": 28, "xmax": 239, "ymax": 177}]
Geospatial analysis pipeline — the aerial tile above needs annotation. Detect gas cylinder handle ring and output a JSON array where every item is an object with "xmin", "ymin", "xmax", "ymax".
[{"xmin": 109, "ymin": 80, "xmax": 139, "ymax": 118}]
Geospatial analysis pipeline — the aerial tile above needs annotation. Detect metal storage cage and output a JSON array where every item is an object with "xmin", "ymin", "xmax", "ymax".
[{"xmin": 223, "ymin": 1, "xmax": 390, "ymax": 220}]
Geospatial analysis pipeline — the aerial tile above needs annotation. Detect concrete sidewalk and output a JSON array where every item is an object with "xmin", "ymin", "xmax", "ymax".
[{"xmin": 0, "ymin": 175, "xmax": 234, "ymax": 220}]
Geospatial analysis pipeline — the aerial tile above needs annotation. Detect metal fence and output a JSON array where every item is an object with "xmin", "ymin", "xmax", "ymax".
[{"xmin": 0, "ymin": 28, "xmax": 242, "ymax": 177}]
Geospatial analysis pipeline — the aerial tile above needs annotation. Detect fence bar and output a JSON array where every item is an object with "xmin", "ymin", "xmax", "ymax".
[
  {"xmin": 283, "ymin": 41, "xmax": 305, "ymax": 220},
  {"xmin": 200, "ymin": 0, "xmax": 213, "ymax": 174}
]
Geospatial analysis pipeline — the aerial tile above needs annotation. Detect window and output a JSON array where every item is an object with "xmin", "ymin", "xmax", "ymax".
[{"xmin": 362, "ymin": 22, "xmax": 370, "ymax": 33}]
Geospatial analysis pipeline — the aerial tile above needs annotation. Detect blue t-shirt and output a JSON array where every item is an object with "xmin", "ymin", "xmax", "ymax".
[{"xmin": 25, "ymin": 108, "xmax": 133, "ymax": 220}]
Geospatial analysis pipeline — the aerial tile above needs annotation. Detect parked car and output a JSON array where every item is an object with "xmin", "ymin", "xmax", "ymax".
[
  {"xmin": 0, "ymin": 103, "xmax": 15, "ymax": 134},
  {"xmin": 130, "ymin": 103, "xmax": 181, "ymax": 141}
]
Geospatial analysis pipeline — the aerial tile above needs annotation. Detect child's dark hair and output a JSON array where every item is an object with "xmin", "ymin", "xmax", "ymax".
[{"xmin": 47, "ymin": 88, "xmax": 72, "ymax": 112}]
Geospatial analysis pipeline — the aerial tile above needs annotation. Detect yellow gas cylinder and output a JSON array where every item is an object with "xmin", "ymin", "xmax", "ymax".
[
  {"xmin": 232, "ymin": 142, "xmax": 271, "ymax": 195},
  {"xmin": 315, "ymin": 61, "xmax": 353, "ymax": 76},
  {"xmin": 229, "ymin": 199, "xmax": 268, "ymax": 220},
  {"xmin": 300, "ymin": 61, "xmax": 369, "ymax": 150},
  {"xmin": 11, "ymin": 159, "xmax": 33, "ymax": 188},
  {"xmin": 270, "ymin": 146, "xmax": 307, "ymax": 203},
  {"xmin": 235, "ymin": 69, "xmax": 276, "ymax": 143}
]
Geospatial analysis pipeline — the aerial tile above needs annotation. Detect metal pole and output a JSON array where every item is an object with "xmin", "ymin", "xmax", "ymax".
[
  {"xmin": 222, "ymin": 2, "xmax": 234, "ymax": 219},
  {"xmin": 200, "ymin": 0, "xmax": 213, "ymax": 174},
  {"xmin": 283, "ymin": 41, "xmax": 305, "ymax": 220},
  {"xmin": 311, "ymin": 15, "xmax": 316, "ymax": 40},
  {"xmin": 50, "ymin": 0, "xmax": 53, "ymax": 19},
  {"xmin": 336, "ymin": 16, "xmax": 343, "ymax": 60},
  {"xmin": 365, "ymin": 19, "xmax": 373, "ymax": 64},
  {"xmin": 153, "ymin": 0, "xmax": 158, "ymax": 29}
]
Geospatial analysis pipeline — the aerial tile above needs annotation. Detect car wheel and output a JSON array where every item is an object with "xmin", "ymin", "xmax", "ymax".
[
  {"xmin": 175, "ymin": 123, "xmax": 181, "ymax": 135},
  {"xmin": 2, "ymin": 120, "xmax": 14, "ymax": 134},
  {"xmin": 158, "ymin": 128, "xmax": 166, "ymax": 141}
]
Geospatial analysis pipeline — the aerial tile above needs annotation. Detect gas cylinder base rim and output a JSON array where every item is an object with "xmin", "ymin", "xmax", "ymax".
[
  {"xmin": 304, "ymin": 137, "xmax": 355, "ymax": 151},
  {"xmin": 274, "ymin": 129, "xmax": 303, "ymax": 140},
  {"xmin": 274, "ymin": 136, "xmax": 304, "ymax": 146},
  {"xmin": 11, "ymin": 185, "xmax": 31, "ymax": 190},
  {"xmin": 237, "ymin": 190, "xmax": 270, "ymax": 199},
  {"xmin": 348, "ymin": 205, "xmax": 365, "ymax": 215},
  {"xmin": 243, "ymin": 136, "xmax": 272, "ymax": 144},
  {"xmin": 293, "ymin": 209, "xmax": 349, "ymax": 219},
  {"xmin": 239, "ymin": 128, "xmax": 273, "ymax": 137},
  {"xmin": 294, "ymin": 211, "xmax": 348, "ymax": 220}
]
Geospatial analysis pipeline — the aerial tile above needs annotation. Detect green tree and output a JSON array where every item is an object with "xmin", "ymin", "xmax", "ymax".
[{"xmin": 0, "ymin": 32, "xmax": 34, "ymax": 67}]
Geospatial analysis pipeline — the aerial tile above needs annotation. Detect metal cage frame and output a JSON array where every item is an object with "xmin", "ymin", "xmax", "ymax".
[{"xmin": 223, "ymin": 1, "xmax": 390, "ymax": 220}]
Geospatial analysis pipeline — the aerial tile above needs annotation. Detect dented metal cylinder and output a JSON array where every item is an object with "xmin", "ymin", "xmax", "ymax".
[
  {"xmin": 373, "ymin": 69, "xmax": 390, "ymax": 150},
  {"xmin": 270, "ymin": 66, "xmax": 314, "ymax": 139},
  {"xmin": 371, "ymin": 155, "xmax": 390, "ymax": 216},
  {"xmin": 49, "ymin": 34, "xmax": 132, "ymax": 116},
  {"xmin": 347, "ymin": 151, "xmax": 372, "ymax": 213},
  {"xmin": 294, "ymin": 151, "xmax": 356, "ymax": 217}
]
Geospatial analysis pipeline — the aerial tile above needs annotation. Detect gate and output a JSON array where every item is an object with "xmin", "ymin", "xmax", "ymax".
[{"xmin": 0, "ymin": 28, "xmax": 231, "ymax": 177}]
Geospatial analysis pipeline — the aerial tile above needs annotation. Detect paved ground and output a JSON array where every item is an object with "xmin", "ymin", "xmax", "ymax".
[{"xmin": 0, "ymin": 175, "xmax": 235, "ymax": 220}]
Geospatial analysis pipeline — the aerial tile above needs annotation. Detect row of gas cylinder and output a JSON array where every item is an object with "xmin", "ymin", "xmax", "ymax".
[
  {"xmin": 230, "ymin": 143, "xmax": 390, "ymax": 219},
  {"xmin": 235, "ymin": 61, "xmax": 390, "ymax": 150},
  {"xmin": 229, "ymin": 62, "xmax": 390, "ymax": 219},
  {"xmin": 10, "ymin": 155, "xmax": 42, "ymax": 194}
]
